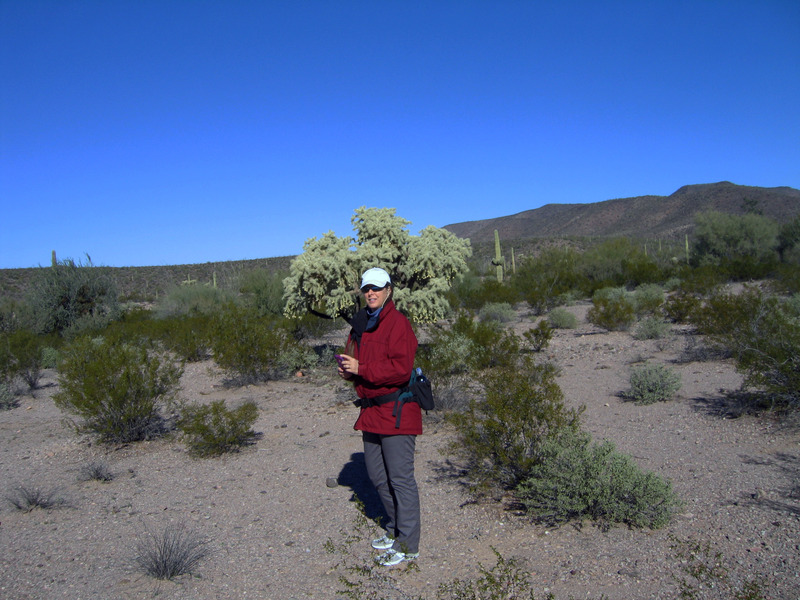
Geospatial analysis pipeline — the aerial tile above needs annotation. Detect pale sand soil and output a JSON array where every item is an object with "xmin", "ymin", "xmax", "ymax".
[{"xmin": 1, "ymin": 303, "xmax": 798, "ymax": 600}]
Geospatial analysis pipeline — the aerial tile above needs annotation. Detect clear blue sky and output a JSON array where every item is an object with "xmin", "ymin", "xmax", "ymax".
[{"xmin": 2, "ymin": 1, "xmax": 798, "ymax": 268}]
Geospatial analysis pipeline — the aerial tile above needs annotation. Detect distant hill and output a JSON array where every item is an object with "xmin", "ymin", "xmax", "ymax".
[
  {"xmin": 2, "ymin": 182, "xmax": 798, "ymax": 302},
  {"xmin": 443, "ymin": 181, "xmax": 800, "ymax": 244}
]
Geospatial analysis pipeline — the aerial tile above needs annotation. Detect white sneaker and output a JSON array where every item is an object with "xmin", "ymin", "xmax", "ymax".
[
  {"xmin": 371, "ymin": 534, "xmax": 395, "ymax": 550},
  {"xmin": 375, "ymin": 548, "xmax": 419, "ymax": 566}
]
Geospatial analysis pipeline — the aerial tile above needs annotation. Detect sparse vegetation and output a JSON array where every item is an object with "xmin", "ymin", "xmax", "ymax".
[
  {"xmin": 7, "ymin": 485, "xmax": 66, "ymax": 511},
  {"xmin": 54, "ymin": 336, "xmax": 183, "ymax": 443},
  {"xmin": 626, "ymin": 362, "xmax": 682, "ymax": 404},
  {"xmin": 516, "ymin": 429, "xmax": 681, "ymax": 529},
  {"xmin": 79, "ymin": 460, "xmax": 115, "ymax": 482},
  {"xmin": 134, "ymin": 523, "xmax": 211, "ymax": 580},
  {"xmin": 587, "ymin": 286, "xmax": 636, "ymax": 331},
  {"xmin": 547, "ymin": 307, "xmax": 578, "ymax": 329},
  {"xmin": 178, "ymin": 399, "xmax": 259, "ymax": 456}
]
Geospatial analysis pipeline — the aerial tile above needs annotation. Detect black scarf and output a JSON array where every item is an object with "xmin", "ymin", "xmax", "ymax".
[{"xmin": 349, "ymin": 306, "xmax": 383, "ymax": 348}]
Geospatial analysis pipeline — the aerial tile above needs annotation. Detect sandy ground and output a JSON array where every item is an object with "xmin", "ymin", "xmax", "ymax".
[{"xmin": 1, "ymin": 302, "xmax": 798, "ymax": 600}]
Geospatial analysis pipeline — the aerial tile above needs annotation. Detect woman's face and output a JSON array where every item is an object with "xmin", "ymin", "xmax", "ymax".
[{"xmin": 362, "ymin": 284, "xmax": 391, "ymax": 311}]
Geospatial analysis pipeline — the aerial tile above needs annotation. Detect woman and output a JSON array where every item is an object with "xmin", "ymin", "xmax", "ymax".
[{"xmin": 337, "ymin": 267, "xmax": 421, "ymax": 566}]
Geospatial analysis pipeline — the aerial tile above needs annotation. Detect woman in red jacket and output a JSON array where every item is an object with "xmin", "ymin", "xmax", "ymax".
[{"xmin": 337, "ymin": 267, "xmax": 421, "ymax": 566}]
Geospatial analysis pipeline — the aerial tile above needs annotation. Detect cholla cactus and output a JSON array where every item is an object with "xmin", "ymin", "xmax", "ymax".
[{"xmin": 283, "ymin": 207, "xmax": 471, "ymax": 323}]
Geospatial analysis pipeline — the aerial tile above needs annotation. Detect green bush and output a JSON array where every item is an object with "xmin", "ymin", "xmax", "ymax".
[
  {"xmin": 54, "ymin": 336, "xmax": 183, "ymax": 443},
  {"xmin": 449, "ymin": 311, "xmax": 520, "ymax": 371},
  {"xmin": 692, "ymin": 211, "xmax": 779, "ymax": 278},
  {"xmin": 522, "ymin": 320, "xmax": 552, "ymax": 352},
  {"xmin": 691, "ymin": 287, "xmax": 800, "ymax": 410},
  {"xmin": 547, "ymin": 307, "xmax": 578, "ymax": 329},
  {"xmin": 5, "ymin": 329, "xmax": 45, "ymax": 390},
  {"xmin": 447, "ymin": 357, "xmax": 582, "ymax": 491},
  {"xmin": 512, "ymin": 247, "xmax": 583, "ymax": 314},
  {"xmin": 477, "ymin": 302, "xmax": 516, "ymax": 323},
  {"xmin": 210, "ymin": 307, "xmax": 315, "ymax": 383},
  {"xmin": 632, "ymin": 283, "xmax": 665, "ymax": 317},
  {"xmin": 0, "ymin": 381, "xmax": 17, "ymax": 410},
  {"xmin": 178, "ymin": 400, "xmax": 259, "ymax": 456},
  {"xmin": 626, "ymin": 363, "xmax": 681, "ymax": 404},
  {"xmin": 155, "ymin": 284, "xmax": 235, "ymax": 319},
  {"xmin": 633, "ymin": 316, "xmax": 670, "ymax": 340},
  {"xmin": 239, "ymin": 268, "xmax": 287, "ymax": 316},
  {"xmin": 587, "ymin": 287, "xmax": 636, "ymax": 331},
  {"xmin": 25, "ymin": 258, "xmax": 120, "ymax": 337},
  {"xmin": 419, "ymin": 332, "xmax": 476, "ymax": 377},
  {"xmin": 516, "ymin": 429, "xmax": 681, "ymax": 529}
]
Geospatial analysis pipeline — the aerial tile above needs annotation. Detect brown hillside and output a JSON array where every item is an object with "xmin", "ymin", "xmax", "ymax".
[{"xmin": 443, "ymin": 181, "xmax": 800, "ymax": 244}]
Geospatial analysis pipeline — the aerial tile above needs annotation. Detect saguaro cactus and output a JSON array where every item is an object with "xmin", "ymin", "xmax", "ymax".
[
  {"xmin": 51, "ymin": 250, "xmax": 57, "ymax": 267},
  {"xmin": 491, "ymin": 229, "xmax": 505, "ymax": 282}
]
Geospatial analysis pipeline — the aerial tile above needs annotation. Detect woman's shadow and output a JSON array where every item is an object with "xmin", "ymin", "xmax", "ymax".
[{"xmin": 337, "ymin": 452, "xmax": 388, "ymax": 527}]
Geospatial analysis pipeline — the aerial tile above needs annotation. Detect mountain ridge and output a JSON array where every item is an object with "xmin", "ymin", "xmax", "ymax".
[{"xmin": 442, "ymin": 181, "xmax": 800, "ymax": 244}]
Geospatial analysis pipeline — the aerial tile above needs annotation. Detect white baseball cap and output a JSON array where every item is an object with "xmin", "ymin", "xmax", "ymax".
[{"xmin": 360, "ymin": 267, "xmax": 391, "ymax": 290}]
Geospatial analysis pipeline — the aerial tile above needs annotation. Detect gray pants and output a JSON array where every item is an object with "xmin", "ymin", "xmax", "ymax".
[{"xmin": 362, "ymin": 431, "xmax": 420, "ymax": 554}]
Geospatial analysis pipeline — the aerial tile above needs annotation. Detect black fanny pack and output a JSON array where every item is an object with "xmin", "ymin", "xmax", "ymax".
[{"xmin": 356, "ymin": 368, "xmax": 435, "ymax": 428}]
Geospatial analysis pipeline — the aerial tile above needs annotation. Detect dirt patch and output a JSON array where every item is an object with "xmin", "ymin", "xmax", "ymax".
[{"xmin": 1, "ymin": 304, "xmax": 798, "ymax": 599}]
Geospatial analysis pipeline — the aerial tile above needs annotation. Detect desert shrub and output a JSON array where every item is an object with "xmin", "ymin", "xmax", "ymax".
[
  {"xmin": 587, "ymin": 287, "xmax": 636, "ymax": 331},
  {"xmin": 40, "ymin": 346, "xmax": 60, "ymax": 369},
  {"xmin": 772, "ymin": 263, "xmax": 800, "ymax": 295},
  {"xmin": 456, "ymin": 278, "xmax": 519, "ymax": 311},
  {"xmin": 54, "ymin": 336, "xmax": 183, "ymax": 443},
  {"xmin": 547, "ymin": 307, "xmax": 578, "ymax": 329},
  {"xmin": 478, "ymin": 302, "xmax": 516, "ymax": 323},
  {"xmin": 427, "ymin": 374, "xmax": 472, "ymax": 413},
  {"xmin": 663, "ymin": 290, "xmax": 703, "ymax": 324},
  {"xmin": 580, "ymin": 238, "xmax": 646, "ymax": 289},
  {"xmin": 159, "ymin": 315, "xmax": 214, "ymax": 362},
  {"xmin": 633, "ymin": 316, "xmax": 670, "ymax": 340},
  {"xmin": 626, "ymin": 363, "xmax": 681, "ymax": 404},
  {"xmin": 692, "ymin": 211, "xmax": 779, "ymax": 279},
  {"xmin": 79, "ymin": 460, "xmax": 115, "ymax": 482},
  {"xmin": 451, "ymin": 311, "xmax": 520, "ymax": 371},
  {"xmin": 210, "ymin": 307, "xmax": 314, "ymax": 383},
  {"xmin": 25, "ymin": 258, "xmax": 120, "ymax": 337},
  {"xmin": 155, "ymin": 284, "xmax": 236, "ymax": 319},
  {"xmin": 419, "ymin": 332, "xmax": 476, "ymax": 377},
  {"xmin": 238, "ymin": 268, "xmax": 286, "ymax": 316},
  {"xmin": 691, "ymin": 287, "xmax": 800, "ymax": 410},
  {"xmin": 7, "ymin": 485, "xmax": 66, "ymax": 511},
  {"xmin": 512, "ymin": 247, "xmax": 583, "ymax": 314},
  {"xmin": 516, "ymin": 429, "xmax": 681, "ymax": 529},
  {"xmin": 178, "ymin": 400, "xmax": 259, "ymax": 457},
  {"xmin": 447, "ymin": 357, "xmax": 582, "ymax": 491},
  {"xmin": 0, "ymin": 382, "xmax": 18, "ymax": 410},
  {"xmin": 522, "ymin": 320, "xmax": 552, "ymax": 352},
  {"xmin": 632, "ymin": 283, "xmax": 665, "ymax": 316},
  {"xmin": 5, "ymin": 329, "xmax": 45, "ymax": 390},
  {"xmin": 134, "ymin": 523, "xmax": 211, "ymax": 580}
]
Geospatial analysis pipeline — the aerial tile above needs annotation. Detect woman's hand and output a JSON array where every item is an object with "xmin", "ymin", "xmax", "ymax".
[{"xmin": 337, "ymin": 354, "xmax": 359, "ymax": 378}]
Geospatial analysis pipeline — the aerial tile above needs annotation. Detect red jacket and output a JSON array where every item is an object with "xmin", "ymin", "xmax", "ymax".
[{"xmin": 347, "ymin": 300, "xmax": 421, "ymax": 435}]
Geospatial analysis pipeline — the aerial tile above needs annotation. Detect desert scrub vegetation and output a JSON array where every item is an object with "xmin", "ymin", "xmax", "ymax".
[
  {"xmin": 6, "ymin": 484, "xmax": 66, "ymax": 511},
  {"xmin": 477, "ymin": 301, "xmax": 516, "ymax": 323},
  {"xmin": 78, "ymin": 460, "xmax": 115, "ymax": 483},
  {"xmin": 210, "ymin": 306, "xmax": 316, "ymax": 383},
  {"xmin": 134, "ymin": 523, "xmax": 211, "ymax": 580},
  {"xmin": 632, "ymin": 316, "xmax": 671, "ymax": 340},
  {"xmin": 546, "ymin": 307, "xmax": 578, "ymax": 329},
  {"xmin": 517, "ymin": 429, "xmax": 681, "ymax": 529},
  {"xmin": 690, "ymin": 286, "xmax": 800, "ymax": 411},
  {"xmin": 625, "ymin": 362, "xmax": 682, "ymax": 404},
  {"xmin": 178, "ymin": 399, "xmax": 259, "ymax": 456},
  {"xmin": 25, "ymin": 257, "xmax": 120, "ymax": 337},
  {"xmin": 54, "ymin": 336, "xmax": 183, "ymax": 443},
  {"xmin": 587, "ymin": 286, "xmax": 636, "ymax": 331},
  {"xmin": 522, "ymin": 320, "xmax": 552, "ymax": 353},
  {"xmin": 447, "ymin": 357, "xmax": 582, "ymax": 491}
]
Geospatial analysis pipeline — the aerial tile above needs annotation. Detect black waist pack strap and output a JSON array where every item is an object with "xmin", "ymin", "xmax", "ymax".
[{"xmin": 356, "ymin": 390, "xmax": 399, "ymax": 409}]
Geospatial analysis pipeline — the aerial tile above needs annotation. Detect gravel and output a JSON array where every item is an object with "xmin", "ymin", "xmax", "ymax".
[{"xmin": 1, "ymin": 304, "xmax": 798, "ymax": 599}]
